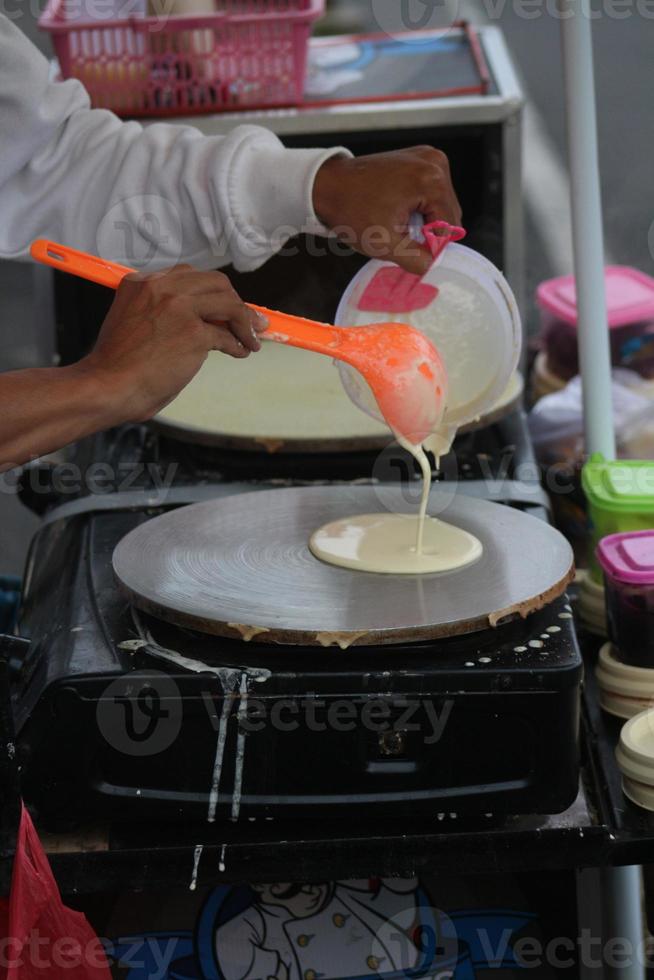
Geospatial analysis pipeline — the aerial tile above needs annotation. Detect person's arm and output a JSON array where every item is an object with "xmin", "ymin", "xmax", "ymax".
[
  {"xmin": 0, "ymin": 15, "xmax": 460, "ymax": 277},
  {"xmin": 0, "ymin": 363, "xmax": 122, "ymax": 473},
  {"xmin": 0, "ymin": 266, "xmax": 266, "ymax": 471},
  {"xmin": 0, "ymin": 14, "xmax": 348, "ymax": 274}
]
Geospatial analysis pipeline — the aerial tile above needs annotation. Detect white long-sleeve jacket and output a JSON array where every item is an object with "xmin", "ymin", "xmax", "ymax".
[{"xmin": 0, "ymin": 14, "xmax": 350, "ymax": 272}]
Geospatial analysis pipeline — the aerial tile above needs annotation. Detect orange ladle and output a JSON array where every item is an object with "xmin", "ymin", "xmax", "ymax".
[{"xmin": 30, "ymin": 240, "xmax": 448, "ymax": 445}]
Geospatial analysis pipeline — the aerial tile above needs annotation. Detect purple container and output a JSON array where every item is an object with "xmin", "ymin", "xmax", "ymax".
[{"xmin": 597, "ymin": 530, "xmax": 654, "ymax": 667}]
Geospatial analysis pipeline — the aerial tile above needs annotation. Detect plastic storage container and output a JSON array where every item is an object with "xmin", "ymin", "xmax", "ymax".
[
  {"xmin": 596, "ymin": 643, "xmax": 654, "ymax": 719},
  {"xmin": 39, "ymin": 0, "xmax": 324, "ymax": 117},
  {"xmin": 597, "ymin": 531, "xmax": 654, "ymax": 667},
  {"xmin": 578, "ymin": 570, "xmax": 608, "ymax": 637},
  {"xmin": 616, "ymin": 709, "xmax": 654, "ymax": 811},
  {"xmin": 582, "ymin": 453, "xmax": 654, "ymax": 583},
  {"xmin": 530, "ymin": 350, "xmax": 567, "ymax": 403},
  {"xmin": 536, "ymin": 266, "xmax": 654, "ymax": 382}
]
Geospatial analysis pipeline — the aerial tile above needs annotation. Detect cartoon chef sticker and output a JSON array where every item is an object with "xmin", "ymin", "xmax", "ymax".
[
  {"xmin": 108, "ymin": 878, "xmax": 534, "ymax": 979},
  {"xmin": 211, "ymin": 878, "xmax": 449, "ymax": 980}
]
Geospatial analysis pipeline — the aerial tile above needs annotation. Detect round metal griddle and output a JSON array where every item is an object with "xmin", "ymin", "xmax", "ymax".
[
  {"xmin": 150, "ymin": 416, "xmax": 389, "ymax": 455},
  {"xmin": 152, "ymin": 343, "xmax": 523, "ymax": 455},
  {"xmin": 113, "ymin": 486, "xmax": 574, "ymax": 648},
  {"xmin": 151, "ymin": 376, "xmax": 523, "ymax": 454}
]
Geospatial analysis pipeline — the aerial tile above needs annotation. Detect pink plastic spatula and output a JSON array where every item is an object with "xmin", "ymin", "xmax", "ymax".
[
  {"xmin": 30, "ymin": 239, "xmax": 448, "ymax": 446},
  {"xmin": 357, "ymin": 220, "xmax": 466, "ymax": 314}
]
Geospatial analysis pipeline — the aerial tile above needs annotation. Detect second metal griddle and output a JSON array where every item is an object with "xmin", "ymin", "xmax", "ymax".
[
  {"xmin": 113, "ymin": 485, "xmax": 574, "ymax": 647},
  {"xmin": 152, "ymin": 376, "xmax": 524, "ymax": 453}
]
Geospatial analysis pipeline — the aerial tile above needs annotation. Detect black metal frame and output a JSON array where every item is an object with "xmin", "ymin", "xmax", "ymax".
[{"xmin": 2, "ymin": 635, "xmax": 653, "ymax": 897}]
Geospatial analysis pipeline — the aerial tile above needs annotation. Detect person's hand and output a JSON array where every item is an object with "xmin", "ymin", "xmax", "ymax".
[
  {"xmin": 313, "ymin": 146, "xmax": 462, "ymax": 276},
  {"xmin": 79, "ymin": 265, "xmax": 268, "ymax": 422}
]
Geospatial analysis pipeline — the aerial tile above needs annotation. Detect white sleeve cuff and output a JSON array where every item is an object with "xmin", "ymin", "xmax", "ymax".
[{"xmin": 222, "ymin": 125, "xmax": 352, "ymax": 271}]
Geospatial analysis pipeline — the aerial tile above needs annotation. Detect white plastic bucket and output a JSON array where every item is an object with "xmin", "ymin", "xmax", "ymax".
[{"xmin": 335, "ymin": 243, "xmax": 522, "ymax": 449}]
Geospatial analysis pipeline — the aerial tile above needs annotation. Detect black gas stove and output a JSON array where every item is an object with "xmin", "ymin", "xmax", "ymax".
[
  {"xmin": 12, "ymin": 495, "xmax": 581, "ymax": 830},
  {"xmin": 6, "ymin": 408, "xmax": 582, "ymax": 832}
]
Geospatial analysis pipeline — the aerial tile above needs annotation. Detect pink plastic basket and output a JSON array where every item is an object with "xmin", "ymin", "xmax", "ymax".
[{"xmin": 39, "ymin": 0, "xmax": 324, "ymax": 117}]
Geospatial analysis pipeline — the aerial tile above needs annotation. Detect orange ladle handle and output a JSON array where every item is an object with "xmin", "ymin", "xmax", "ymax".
[
  {"xmin": 30, "ymin": 240, "xmax": 134, "ymax": 290},
  {"xmin": 30, "ymin": 240, "xmax": 350, "ymax": 360}
]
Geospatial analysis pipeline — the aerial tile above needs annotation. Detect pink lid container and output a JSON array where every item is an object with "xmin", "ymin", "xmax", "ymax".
[
  {"xmin": 597, "ymin": 531, "xmax": 654, "ymax": 586},
  {"xmin": 537, "ymin": 266, "xmax": 654, "ymax": 329}
]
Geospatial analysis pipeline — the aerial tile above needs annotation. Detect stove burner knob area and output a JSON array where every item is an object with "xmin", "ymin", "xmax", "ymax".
[{"xmin": 378, "ymin": 730, "xmax": 407, "ymax": 758}]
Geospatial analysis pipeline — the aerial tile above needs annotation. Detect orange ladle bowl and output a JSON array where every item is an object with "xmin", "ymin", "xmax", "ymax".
[{"xmin": 30, "ymin": 240, "xmax": 448, "ymax": 445}]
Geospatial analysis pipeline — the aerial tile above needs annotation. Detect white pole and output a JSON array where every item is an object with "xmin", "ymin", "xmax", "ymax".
[
  {"xmin": 559, "ymin": 0, "xmax": 616, "ymax": 459},
  {"xmin": 560, "ymin": 8, "xmax": 641, "ymax": 974}
]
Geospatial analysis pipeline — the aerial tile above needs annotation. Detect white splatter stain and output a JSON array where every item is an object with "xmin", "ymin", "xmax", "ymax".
[
  {"xmin": 130, "ymin": 610, "xmax": 271, "ymax": 684},
  {"xmin": 189, "ymin": 845, "xmax": 203, "ymax": 891},
  {"xmin": 514, "ymin": 646, "xmax": 527, "ymax": 653},
  {"xmin": 529, "ymin": 640, "xmax": 544, "ymax": 649},
  {"xmin": 547, "ymin": 626, "xmax": 562, "ymax": 634},
  {"xmin": 128, "ymin": 612, "xmax": 271, "ymax": 827},
  {"xmin": 559, "ymin": 612, "xmax": 573, "ymax": 620},
  {"xmin": 118, "ymin": 639, "xmax": 148, "ymax": 651},
  {"xmin": 478, "ymin": 657, "xmax": 492, "ymax": 664},
  {"xmin": 207, "ymin": 672, "xmax": 239, "ymax": 824},
  {"xmin": 230, "ymin": 673, "xmax": 250, "ymax": 823},
  {"xmin": 219, "ymin": 844, "xmax": 227, "ymax": 873}
]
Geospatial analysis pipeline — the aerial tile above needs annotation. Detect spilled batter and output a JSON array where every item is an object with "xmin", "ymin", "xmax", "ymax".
[{"xmin": 309, "ymin": 432, "xmax": 483, "ymax": 576}]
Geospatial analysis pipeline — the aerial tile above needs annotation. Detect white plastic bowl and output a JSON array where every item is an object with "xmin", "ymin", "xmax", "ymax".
[{"xmin": 335, "ymin": 244, "xmax": 522, "ymax": 449}]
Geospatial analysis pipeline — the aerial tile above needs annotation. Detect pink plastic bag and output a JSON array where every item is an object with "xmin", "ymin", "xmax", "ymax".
[{"xmin": 0, "ymin": 806, "xmax": 111, "ymax": 979}]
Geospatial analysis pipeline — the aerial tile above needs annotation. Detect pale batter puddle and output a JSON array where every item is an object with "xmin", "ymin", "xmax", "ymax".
[
  {"xmin": 309, "ymin": 434, "xmax": 483, "ymax": 576},
  {"xmin": 309, "ymin": 511, "xmax": 482, "ymax": 575}
]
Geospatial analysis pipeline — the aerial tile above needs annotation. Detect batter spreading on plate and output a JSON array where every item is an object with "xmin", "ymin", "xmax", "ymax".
[{"xmin": 309, "ymin": 433, "xmax": 483, "ymax": 576}]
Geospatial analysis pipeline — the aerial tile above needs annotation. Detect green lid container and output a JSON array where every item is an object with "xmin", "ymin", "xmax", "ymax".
[{"xmin": 582, "ymin": 454, "xmax": 654, "ymax": 582}]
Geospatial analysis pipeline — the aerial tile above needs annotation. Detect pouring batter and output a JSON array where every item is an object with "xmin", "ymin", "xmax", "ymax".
[
  {"xmin": 309, "ymin": 313, "xmax": 483, "ymax": 576},
  {"xmin": 309, "ymin": 429, "xmax": 482, "ymax": 576}
]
